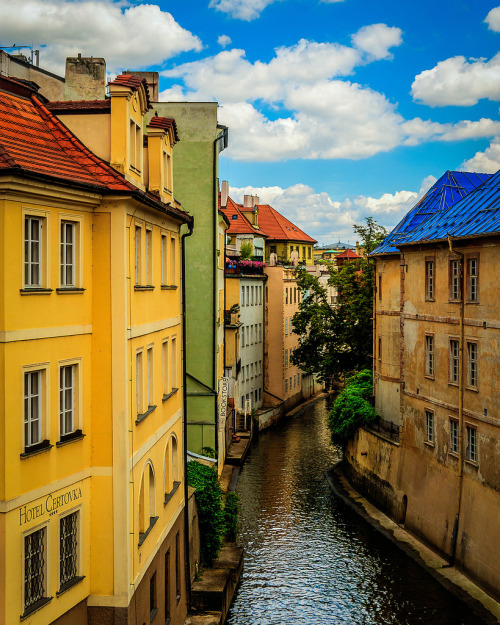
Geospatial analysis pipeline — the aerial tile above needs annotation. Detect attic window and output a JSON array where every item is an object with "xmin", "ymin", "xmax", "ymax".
[{"xmin": 231, "ymin": 215, "xmax": 238, "ymax": 220}]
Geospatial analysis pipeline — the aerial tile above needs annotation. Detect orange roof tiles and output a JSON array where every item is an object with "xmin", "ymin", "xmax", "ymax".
[
  {"xmin": 0, "ymin": 76, "xmax": 192, "ymax": 225},
  {"xmin": 257, "ymin": 203, "xmax": 317, "ymax": 244},
  {"xmin": 109, "ymin": 74, "xmax": 151, "ymax": 109},
  {"xmin": 336, "ymin": 249, "xmax": 360, "ymax": 258},
  {"xmin": 220, "ymin": 197, "xmax": 268, "ymax": 236},
  {"xmin": 147, "ymin": 116, "xmax": 180, "ymax": 143}
]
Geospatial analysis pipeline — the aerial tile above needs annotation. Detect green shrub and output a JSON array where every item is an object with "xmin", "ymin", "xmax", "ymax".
[
  {"xmin": 200, "ymin": 446, "xmax": 216, "ymax": 459},
  {"xmin": 223, "ymin": 492, "xmax": 240, "ymax": 542},
  {"xmin": 328, "ymin": 369, "xmax": 378, "ymax": 446},
  {"xmin": 187, "ymin": 461, "xmax": 224, "ymax": 566},
  {"xmin": 239, "ymin": 240, "xmax": 253, "ymax": 260}
]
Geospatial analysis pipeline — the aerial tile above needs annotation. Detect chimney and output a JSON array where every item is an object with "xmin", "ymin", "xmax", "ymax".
[
  {"xmin": 127, "ymin": 71, "xmax": 159, "ymax": 102},
  {"xmin": 221, "ymin": 180, "xmax": 229, "ymax": 207},
  {"xmin": 64, "ymin": 55, "xmax": 106, "ymax": 100},
  {"xmin": 252, "ymin": 195, "xmax": 260, "ymax": 206},
  {"xmin": 243, "ymin": 195, "xmax": 253, "ymax": 207}
]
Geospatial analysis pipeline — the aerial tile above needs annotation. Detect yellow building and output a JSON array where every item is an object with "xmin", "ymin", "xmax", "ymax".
[{"xmin": 0, "ymin": 74, "xmax": 193, "ymax": 624}]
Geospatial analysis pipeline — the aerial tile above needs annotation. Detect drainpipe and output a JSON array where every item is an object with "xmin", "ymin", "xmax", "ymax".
[
  {"xmin": 448, "ymin": 236, "xmax": 464, "ymax": 566},
  {"xmin": 181, "ymin": 220, "xmax": 194, "ymax": 606}
]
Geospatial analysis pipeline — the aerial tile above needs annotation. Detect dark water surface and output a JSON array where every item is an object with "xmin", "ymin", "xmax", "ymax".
[{"xmin": 226, "ymin": 398, "xmax": 485, "ymax": 625}]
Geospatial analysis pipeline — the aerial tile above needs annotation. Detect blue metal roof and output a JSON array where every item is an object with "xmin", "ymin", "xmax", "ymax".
[{"xmin": 372, "ymin": 171, "xmax": 491, "ymax": 255}]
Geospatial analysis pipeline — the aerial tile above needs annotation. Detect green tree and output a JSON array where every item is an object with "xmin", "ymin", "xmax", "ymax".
[
  {"xmin": 327, "ymin": 369, "xmax": 378, "ymax": 446},
  {"xmin": 291, "ymin": 217, "xmax": 387, "ymax": 384}
]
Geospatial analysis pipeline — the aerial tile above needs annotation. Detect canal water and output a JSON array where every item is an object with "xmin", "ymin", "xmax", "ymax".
[{"xmin": 226, "ymin": 397, "xmax": 486, "ymax": 625}]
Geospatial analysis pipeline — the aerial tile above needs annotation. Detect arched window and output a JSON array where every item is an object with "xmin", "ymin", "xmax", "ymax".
[
  {"xmin": 139, "ymin": 461, "xmax": 157, "ymax": 544},
  {"xmin": 164, "ymin": 435, "xmax": 180, "ymax": 503}
]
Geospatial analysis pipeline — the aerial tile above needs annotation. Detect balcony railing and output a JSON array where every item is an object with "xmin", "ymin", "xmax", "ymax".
[{"xmin": 369, "ymin": 418, "xmax": 400, "ymax": 442}]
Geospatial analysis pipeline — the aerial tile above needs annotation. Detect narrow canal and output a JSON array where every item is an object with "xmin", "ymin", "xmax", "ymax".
[{"xmin": 226, "ymin": 397, "xmax": 486, "ymax": 625}]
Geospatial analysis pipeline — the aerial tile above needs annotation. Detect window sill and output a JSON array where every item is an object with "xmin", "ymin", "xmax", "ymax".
[
  {"xmin": 56, "ymin": 576, "xmax": 85, "ymax": 596},
  {"xmin": 176, "ymin": 594, "xmax": 181, "ymax": 604},
  {"xmin": 20, "ymin": 440, "xmax": 53, "ymax": 459},
  {"xmin": 21, "ymin": 596, "xmax": 53, "ymax": 620},
  {"xmin": 161, "ymin": 285, "xmax": 178, "ymax": 290},
  {"xmin": 424, "ymin": 440, "xmax": 435, "ymax": 448},
  {"xmin": 136, "ymin": 405, "xmax": 157, "ymax": 424},
  {"xmin": 134, "ymin": 285, "xmax": 155, "ymax": 291},
  {"xmin": 465, "ymin": 386, "xmax": 479, "ymax": 393},
  {"xmin": 424, "ymin": 375, "xmax": 435, "ymax": 381},
  {"xmin": 162, "ymin": 388, "xmax": 178, "ymax": 402},
  {"xmin": 20, "ymin": 288, "xmax": 53, "ymax": 295},
  {"xmin": 448, "ymin": 451, "xmax": 459, "ymax": 459},
  {"xmin": 56, "ymin": 287, "xmax": 85, "ymax": 294},
  {"xmin": 448, "ymin": 381, "xmax": 459, "ymax": 387},
  {"xmin": 164, "ymin": 481, "xmax": 181, "ymax": 506},
  {"xmin": 424, "ymin": 298, "xmax": 436, "ymax": 302},
  {"xmin": 150, "ymin": 607, "xmax": 158, "ymax": 622},
  {"xmin": 448, "ymin": 299, "xmax": 461, "ymax": 304},
  {"xmin": 56, "ymin": 430, "xmax": 85, "ymax": 447},
  {"xmin": 465, "ymin": 459, "xmax": 479, "ymax": 468},
  {"xmin": 138, "ymin": 516, "xmax": 158, "ymax": 546}
]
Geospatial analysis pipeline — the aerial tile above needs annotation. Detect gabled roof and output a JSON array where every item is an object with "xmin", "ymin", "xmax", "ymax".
[
  {"xmin": 109, "ymin": 74, "xmax": 152, "ymax": 108},
  {"xmin": 0, "ymin": 75, "xmax": 192, "ymax": 225},
  {"xmin": 220, "ymin": 196, "xmax": 268, "ymax": 237},
  {"xmin": 336, "ymin": 249, "xmax": 360, "ymax": 259},
  {"xmin": 400, "ymin": 168, "xmax": 500, "ymax": 245},
  {"xmin": 147, "ymin": 115, "xmax": 180, "ymax": 143},
  {"xmin": 372, "ymin": 171, "xmax": 491, "ymax": 255},
  {"xmin": 257, "ymin": 203, "xmax": 317, "ymax": 244}
]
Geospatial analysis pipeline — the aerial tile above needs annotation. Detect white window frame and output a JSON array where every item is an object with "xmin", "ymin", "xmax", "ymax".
[
  {"xmin": 59, "ymin": 364, "xmax": 75, "ymax": 437},
  {"xmin": 466, "ymin": 425, "xmax": 478, "ymax": 463},
  {"xmin": 425, "ymin": 334, "xmax": 434, "ymax": 378},
  {"xmin": 449, "ymin": 339, "xmax": 459, "ymax": 385},
  {"xmin": 146, "ymin": 228, "xmax": 153, "ymax": 286},
  {"xmin": 162, "ymin": 339, "xmax": 169, "ymax": 397},
  {"xmin": 170, "ymin": 236, "xmax": 177, "ymax": 286},
  {"xmin": 147, "ymin": 345, "xmax": 154, "ymax": 408},
  {"xmin": 450, "ymin": 419, "xmax": 459, "ymax": 455},
  {"xmin": 425, "ymin": 410, "xmax": 434, "ymax": 444},
  {"xmin": 135, "ymin": 224, "xmax": 143, "ymax": 285},
  {"xmin": 23, "ymin": 209, "xmax": 50, "ymax": 289},
  {"xmin": 136, "ymin": 349, "xmax": 144, "ymax": 415},
  {"xmin": 467, "ymin": 341, "xmax": 478, "ymax": 389},
  {"xmin": 161, "ymin": 233, "xmax": 168, "ymax": 286},
  {"xmin": 23, "ymin": 363, "xmax": 49, "ymax": 451},
  {"xmin": 171, "ymin": 336, "xmax": 177, "ymax": 390}
]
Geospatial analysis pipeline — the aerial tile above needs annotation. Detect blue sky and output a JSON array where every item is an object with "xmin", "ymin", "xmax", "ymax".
[{"xmin": 2, "ymin": 0, "xmax": 500, "ymax": 243}]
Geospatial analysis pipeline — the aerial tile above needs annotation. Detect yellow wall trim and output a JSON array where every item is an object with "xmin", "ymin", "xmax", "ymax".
[
  {"xmin": 0, "ymin": 324, "xmax": 92, "ymax": 343},
  {"xmin": 0, "ymin": 467, "xmax": 112, "ymax": 512},
  {"xmin": 130, "ymin": 408, "xmax": 182, "ymax": 470},
  {"xmin": 130, "ymin": 500, "xmax": 184, "ymax": 593},
  {"xmin": 127, "ymin": 316, "xmax": 181, "ymax": 340}
]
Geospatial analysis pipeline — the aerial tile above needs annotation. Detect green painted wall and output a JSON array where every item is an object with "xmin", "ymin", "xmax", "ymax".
[{"xmin": 148, "ymin": 103, "xmax": 220, "ymax": 455}]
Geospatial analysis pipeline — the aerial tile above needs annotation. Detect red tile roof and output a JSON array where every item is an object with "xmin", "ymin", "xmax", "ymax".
[
  {"xmin": 109, "ymin": 74, "xmax": 151, "ymax": 109},
  {"xmin": 257, "ymin": 204, "xmax": 317, "ymax": 244},
  {"xmin": 0, "ymin": 76, "xmax": 191, "ymax": 225},
  {"xmin": 220, "ymin": 196, "xmax": 268, "ymax": 237},
  {"xmin": 147, "ymin": 115, "xmax": 180, "ymax": 143},
  {"xmin": 47, "ymin": 100, "xmax": 110, "ymax": 113},
  {"xmin": 336, "ymin": 249, "xmax": 360, "ymax": 258}
]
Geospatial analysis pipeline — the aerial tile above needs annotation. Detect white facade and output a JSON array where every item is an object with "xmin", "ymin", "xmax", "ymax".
[{"xmin": 238, "ymin": 276, "xmax": 265, "ymax": 413}]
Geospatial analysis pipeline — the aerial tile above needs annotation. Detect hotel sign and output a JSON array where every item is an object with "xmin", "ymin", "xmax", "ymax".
[{"xmin": 19, "ymin": 486, "xmax": 83, "ymax": 526}]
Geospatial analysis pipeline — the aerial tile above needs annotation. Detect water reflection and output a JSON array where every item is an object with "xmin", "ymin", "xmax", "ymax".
[{"xmin": 227, "ymin": 398, "xmax": 485, "ymax": 625}]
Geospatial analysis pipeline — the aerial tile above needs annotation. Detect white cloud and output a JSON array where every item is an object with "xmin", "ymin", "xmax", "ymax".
[
  {"xmin": 228, "ymin": 176, "xmax": 433, "ymax": 243},
  {"xmin": 411, "ymin": 53, "xmax": 500, "ymax": 107},
  {"xmin": 351, "ymin": 24, "xmax": 402, "ymax": 60},
  {"xmin": 461, "ymin": 138, "xmax": 500, "ymax": 173},
  {"xmin": 209, "ymin": 0, "xmax": 277, "ymax": 20},
  {"xmin": 218, "ymin": 34, "xmax": 232, "ymax": 47},
  {"xmin": 485, "ymin": 6, "xmax": 500, "ymax": 31},
  {"xmin": 0, "ymin": 0, "xmax": 202, "ymax": 75},
  {"xmin": 401, "ymin": 117, "xmax": 500, "ymax": 145}
]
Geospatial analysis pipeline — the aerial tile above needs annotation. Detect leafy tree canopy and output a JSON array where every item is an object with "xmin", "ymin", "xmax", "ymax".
[{"xmin": 291, "ymin": 217, "xmax": 387, "ymax": 384}]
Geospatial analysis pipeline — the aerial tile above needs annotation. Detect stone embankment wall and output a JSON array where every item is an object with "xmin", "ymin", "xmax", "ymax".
[{"xmin": 344, "ymin": 428, "xmax": 500, "ymax": 600}]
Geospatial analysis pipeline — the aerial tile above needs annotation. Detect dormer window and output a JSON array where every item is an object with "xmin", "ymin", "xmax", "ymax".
[{"xmin": 129, "ymin": 120, "xmax": 142, "ymax": 174}]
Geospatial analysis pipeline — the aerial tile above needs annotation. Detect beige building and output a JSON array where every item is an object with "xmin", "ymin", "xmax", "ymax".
[
  {"xmin": 346, "ymin": 170, "xmax": 500, "ymax": 599},
  {"xmin": 264, "ymin": 266, "xmax": 305, "ymax": 405}
]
